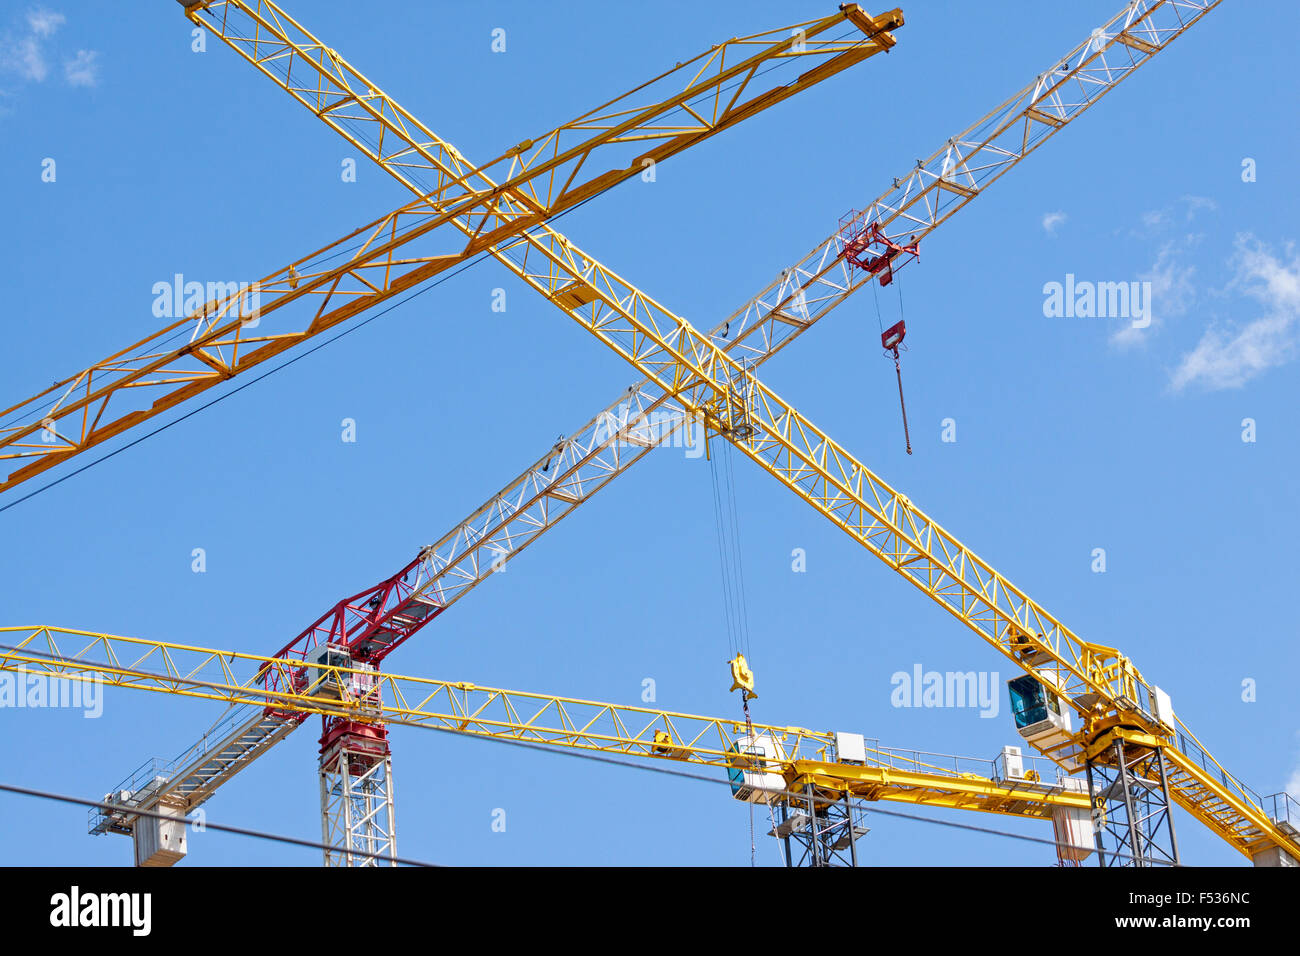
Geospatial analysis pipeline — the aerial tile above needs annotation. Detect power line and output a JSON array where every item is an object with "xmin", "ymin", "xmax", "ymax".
[
  {"xmin": 1, "ymin": 644, "xmax": 1126, "ymax": 864},
  {"xmin": 426, "ymin": 718, "xmax": 1130, "ymax": 861},
  {"xmin": 0, "ymin": 255, "xmax": 478, "ymax": 516},
  {"xmin": 0, "ymin": 172, "xmax": 627, "ymax": 517},
  {"xmin": 0, "ymin": 21, "xmax": 862, "ymax": 512},
  {"xmin": 0, "ymin": 781, "xmax": 439, "ymax": 867}
]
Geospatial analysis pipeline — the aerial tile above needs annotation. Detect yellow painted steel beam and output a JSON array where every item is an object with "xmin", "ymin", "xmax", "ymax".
[
  {"xmin": 180, "ymin": 0, "xmax": 902, "ymax": 215},
  {"xmin": 170, "ymin": 0, "xmax": 1290, "ymax": 862},
  {"xmin": 0, "ymin": 625, "xmax": 1088, "ymax": 821},
  {"xmin": 487, "ymin": 200, "xmax": 1296, "ymax": 861},
  {"xmin": 177, "ymin": 0, "xmax": 1156, "ymax": 754},
  {"xmin": 0, "ymin": 4, "xmax": 900, "ymax": 491},
  {"xmin": 193, "ymin": 0, "xmax": 1230, "ymax": 681},
  {"xmin": 788, "ymin": 761, "xmax": 1080, "ymax": 820}
]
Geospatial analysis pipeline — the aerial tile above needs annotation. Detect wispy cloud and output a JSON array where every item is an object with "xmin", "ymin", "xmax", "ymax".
[
  {"xmin": 26, "ymin": 8, "xmax": 64, "ymax": 38},
  {"xmin": 1181, "ymin": 195, "xmax": 1218, "ymax": 220},
  {"xmin": 1135, "ymin": 195, "xmax": 1217, "ymax": 236},
  {"xmin": 1110, "ymin": 237, "xmax": 1199, "ymax": 349},
  {"xmin": 1041, "ymin": 211, "xmax": 1067, "ymax": 236},
  {"xmin": 0, "ymin": 8, "xmax": 97, "ymax": 94},
  {"xmin": 1169, "ymin": 236, "xmax": 1300, "ymax": 391},
  {"xmin": 64, "ymin": 48, "xmax": 96, "ymax": 87},
  {"xmin": 2, "ymin": 7, "xmax": 64, "ymax": 80},
  {"xmin": 2, "ymin": 33, "xmax": 47, "ymax": 81},
  {"xmin": 1140, "ymin": 209, "xmax": 1166, "ymax": 231}
]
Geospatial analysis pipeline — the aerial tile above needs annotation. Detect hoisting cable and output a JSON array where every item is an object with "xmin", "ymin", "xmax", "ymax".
[
  {"xmin": 870, "ymin": 271, "xmax": 886, "ymax": 335},
  {"xmin": 870, "ymin": 263, "xmax": 912, "ymax": 455},
  {"xmin": 890, "ymin": 341, "xmax": 913, "ymax": 456},
  {"xmin": 708, "ymin": 447, "xmax": 742, "ymax": 660},
  {"xmin": 720, "ymin": 439, "xmax": 754, "ymax": 662},
  {"xmin": 711, "ymin": 433, "xmax": 762, "ymax": 864},
  {"xmin": 894, "ymin": 277, "xmax": 913, "ymax": 456}
]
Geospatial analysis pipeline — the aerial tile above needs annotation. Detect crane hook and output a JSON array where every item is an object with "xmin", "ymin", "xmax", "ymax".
[{"xmin": 882, "ymin": 320, "xmax": 913, "ymax": 456}]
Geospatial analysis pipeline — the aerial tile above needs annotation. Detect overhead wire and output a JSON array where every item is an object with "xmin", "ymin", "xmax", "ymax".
[
  {"xmin": 0, "ymin": 645, "xmax": 1122, "ymax": 862},
  {"xmin": 1, "ymin": 20, "xmax": 866, "ymax": 507},
  {"xmin": 0, "ymin": 20, "xmax": 1077, "ymax": 867},
  {"xmin": 0, "ymin": 183, "xmax": 613, "ymax": 517},
  {"xmin": 0, "ymin": 781, "xmax": 439, "ymax": 867}
]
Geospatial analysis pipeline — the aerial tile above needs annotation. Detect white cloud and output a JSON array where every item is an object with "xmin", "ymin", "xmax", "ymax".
[
  {"xmin": 1180, "ymin": 195, "xmax": 1218, "ymax": 220},
  {"xmin": 1140, "ymin": 209, "xmax": 1167, "ymax": 231},
  {"xmin": 2, "ymin": 34, "xmax": 47, "ymax": 81},
  {"xmin": 1, "ymin": 10, "xmax": 96, "ymax": 92},
  {"xmin": 1135, "ymin": 195, "xmax": 1217, "ymax": 237},
  {"xmin": 1, "ymin": 7, "xmax": 66, "ymax": 83},
  {"xmin": 64, "ymin": 48, "xmax": 97, "ymax": 87},
  {"xmin": 1170, "ymin": 315, "xmax": 1295, "ymax": 391},
  {"xmin": 1169, "ymin": 236, "xmax": 1300, "ymax": 391},
  {"xmin": 1041, "ymin": 211, "xmax": 1066, "ymax": 235},
  {"xmin": 1110, "ymin": 238, "xmax": 1198, "ymax": 349},
  {"xmin": 26, "ymin": 9, "xmax": 64, "ymax": 38}
]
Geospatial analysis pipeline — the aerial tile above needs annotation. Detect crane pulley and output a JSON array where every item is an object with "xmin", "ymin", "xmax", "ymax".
[
  {"xmin": 840, "ymin": 213, "xmax": 920, "ymax": 454},
  {"xmin": 838, "ymin": 215, "xmax": 921, "ymax": 287}
]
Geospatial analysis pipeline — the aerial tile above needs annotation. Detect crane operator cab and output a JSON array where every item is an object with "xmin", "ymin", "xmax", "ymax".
[
  {"xmin": 302, "ymin": 643, "xmax": 378, "ymax": 706},
  {"xmin": 1007, "ymin": 673, "xmax": 1074, "ymax": 750},
  {"xmin": 727, "ymin": 735, "xmax": 786, "ymax": 803}
]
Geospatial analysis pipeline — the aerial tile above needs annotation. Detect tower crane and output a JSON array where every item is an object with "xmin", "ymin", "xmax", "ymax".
[
  {"xmin": 74, "ymin": 0, "xmax": 1289, "ymax": 868},
  {"xmin": 199, "ymin": 0, "xmax": 1297, "ymax": 865},
  {"xmin": 179, "ymin": 0, "xmax": 1291, "ymax": 865},
  {"xmin": 453, "ymin": 76, "xmax": 1300, "ymax": 863},
  {"xmin": 0, "ymin": 3, "xmax": 904, "ymax": 493},
  {"xmin": 1, "ymin": 626, "xmax": 1097, "ymax": 867}
]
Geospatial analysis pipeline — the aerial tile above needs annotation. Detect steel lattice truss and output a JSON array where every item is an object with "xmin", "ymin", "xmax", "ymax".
[
  {"xmin": 139, "ymin": 0, "xmax": 1231, "ymax": 709},
  {"xmin": 0, "ymin": 625, "xmax": 1092, "ymax": 832},
  {"xmin": 193, "ymin": 0, "xmax": 1285, "ymax": 860},
  {"xmin": 5, "ymin": 0, "xmax": 1293, "ymax": 865},
  {"xmin": 319, "ymin": 746, "xmax": 396, "ymax": 867},
  {"xmin": 0, "ymin": 2, "xmax": 900, "ymax": 491},
  {"xmin": 1086, "ymin": 731, "xmax": 1181, "ymax": 867}
]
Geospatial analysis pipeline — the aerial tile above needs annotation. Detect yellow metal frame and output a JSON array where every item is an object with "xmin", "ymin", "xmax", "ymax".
[
  {"xmin": 191, "ymin": 0, "xmax": 1287, "ymax": 860},
  {"xmin": 6, "ymin": 0, "xmax": 1287, "ymax": 864},
  {"xmin": 0, "ymin": 625, "xmax": 1088, "ymax": 821},
  {"xmin": 0, "ymin": 4, "xmax": 901, "ymax": 492}
]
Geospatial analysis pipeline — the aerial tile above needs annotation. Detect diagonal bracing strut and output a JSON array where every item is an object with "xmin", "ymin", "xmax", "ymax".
[{"xmin": 0, "ymin": 2, "xmax": 902, "ymax": 492}]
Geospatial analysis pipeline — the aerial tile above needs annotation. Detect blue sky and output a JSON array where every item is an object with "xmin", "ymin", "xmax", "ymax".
[{"xmin": 1, "ymin": 0, "xmax": 1297, "ymax": 866}]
